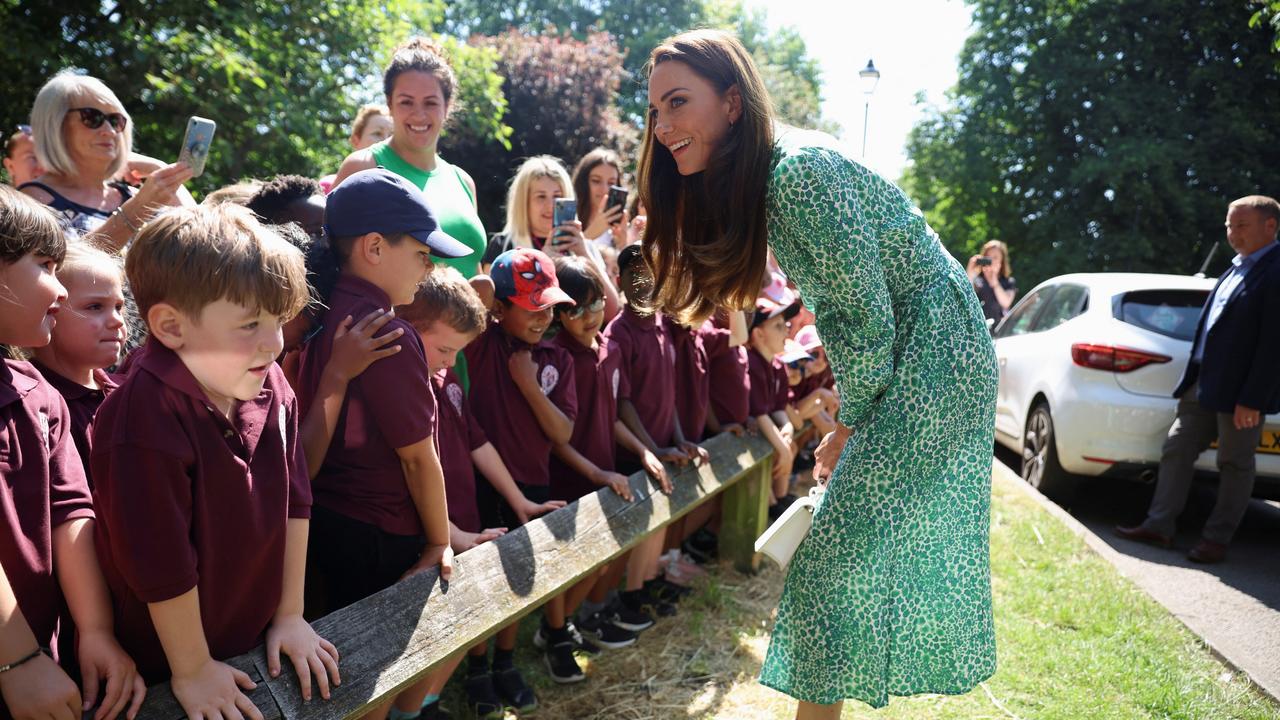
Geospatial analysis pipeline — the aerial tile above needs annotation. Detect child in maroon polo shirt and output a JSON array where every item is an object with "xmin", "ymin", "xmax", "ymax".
[
  {"xmin": 463, "ymin": 248, "xmax": 587, "ymax": 684},
  {"xmin": 703, "ymin": 310, "xmax": 752, "ymax": 435},
  {"xmin": 0, "ymin": 186, "xmax": 143, "ymax": 720},
  {"xmin": 550, "ymin": 257, "xmax": 672, "ymax": 648},
  {"xmin": 90, "ymin": 204, "xmax": 338, "ymax": 718},
  {"xmin": 29, "ymin": 241, "xmax": 126, "ymax": 479},
  {"xmin": 400, "ymin": 268, "xmax": 564, "ymax": 719},
  {"xmin": 747, "ymin": 296, "xmax": 802, "ymax": 517},
  {"xmin": 606, "ymin": 246, "xmax": 706, "ymax": 618}
]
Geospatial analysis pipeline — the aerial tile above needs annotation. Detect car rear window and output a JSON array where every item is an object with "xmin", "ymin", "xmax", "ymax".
[{"xmin": 1116, "ymin": 289, "xmax": 1208, "ymax": 341}]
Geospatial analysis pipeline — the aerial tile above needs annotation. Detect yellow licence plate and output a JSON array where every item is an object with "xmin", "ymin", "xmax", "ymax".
[{"xmin": 1212, "ymin": 428, "xmax": 1280, "ymax": 455}]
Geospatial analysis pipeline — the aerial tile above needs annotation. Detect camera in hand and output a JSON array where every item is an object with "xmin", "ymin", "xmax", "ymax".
[
  {"xmin": 606, "ymin": 185, "xmax": 628, "ymax": 216},
  {"xmin": 975, "ymin": 257, "xmax": 993, "ymax": 267},
  {"xmin": 552, "ymin": 198, "xmax": 577, "ymax": 245}
]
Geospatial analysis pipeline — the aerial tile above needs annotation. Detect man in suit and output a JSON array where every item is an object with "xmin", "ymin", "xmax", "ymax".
[{"xmin": 1117, "ymin": 195, "xmax": 1280, "ymax": 563}]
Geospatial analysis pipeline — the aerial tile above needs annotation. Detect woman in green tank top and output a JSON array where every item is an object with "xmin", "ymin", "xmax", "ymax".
[
  {"xmin": 332, "ymin": 38, "xmax": 488, "ymax": 394},
  {"xmin": 331, "ymin": 42, "xmax": 487, "ymax": 279}
]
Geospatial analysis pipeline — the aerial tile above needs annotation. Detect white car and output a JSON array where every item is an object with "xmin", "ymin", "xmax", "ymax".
[{"xmin": 991, "ymin": 272, "xmax": 1280, "ymax": 500}]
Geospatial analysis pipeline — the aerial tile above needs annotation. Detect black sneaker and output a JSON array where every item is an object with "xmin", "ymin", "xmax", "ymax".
[
  {"xmin": 578, "ymin": 610, "xmax": 638, "ymax": 649},
  {"xmin": 534, "ymin": 619, "xmax": 601, "ymax": 655},
  {"xmin": 768, "ymin": 493, "xmax": 799, "ymax": 522},
  {"xmin": 682, "ymin": 528, "xmax": 719, "ymax": 563},
  {"xmin": 463, "ymin": 672, "xmax": 505, "ymax": 720},
  {"xmin": 792, "ymin": 448, "xmax": 815, "ymax": 473},
  {"xmin": 621, "ymin": 587, "xmax": 676, "ymax": 618},
  {"xmin": 544, "ymin": 640, "xmax": 586, "ymax": 684},
  {"xmin": 646, "ymin": 577, "xmax": 692, "ymax": 603},
  {"xmin": 492, "ymin": 664, "xmax": 537, "ymax": 712},
  {"xmin": 604, "ymin": 597, "xmax": 655, "ymax": 632}
]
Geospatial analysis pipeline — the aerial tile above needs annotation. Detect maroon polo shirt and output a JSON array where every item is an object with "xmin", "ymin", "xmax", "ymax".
[
  {"xmin": 90, "ymin": 342, "xmax": 309, "ymax": 682},
  {"xmin": 605, "ymin": 309, "xmax": 677, "ymax": 447},
  {"xmin": 703, "ymin": 324, "xmax": 750, "ymax": 427},
  {"xmin": 463, "ymin": 322, "xmax": 577, "ymax": 488},
  {"xmin": 666, "ymin": 318, "xmax": 711, "ymax": 443},
  {"xmin": 296, "ymin": 274, "xmax": 437, "ymax": 537},
  {"xmin": 432, "ymin": 369, "xmax": 487, "ymax": 534},
  {"xmin": 793, "ymin": 366, "xmax": 835, "ymax": 402},
  {"xmin": 0, "ymin": 361, "xmax": 95, "ymax": 666},
  {"xmin": 549, "ymin": 332, "xmax": 627, "ymax": 502},
  {"xmin": 747, "ymin": 346, "xmax": 789, "ymax": 418},
  {"xmin": 32, "ymin": 362, "xmax": 117, "ymax": 482}
]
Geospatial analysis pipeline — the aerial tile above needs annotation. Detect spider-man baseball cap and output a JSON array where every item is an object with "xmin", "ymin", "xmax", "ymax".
[
  {"xmin": 491, "ymin": 248, "xmax": 575, "ymax": 312},
  {"xmin": 325, "ymin": 168, "xmax": 472, "ymax": 258}
]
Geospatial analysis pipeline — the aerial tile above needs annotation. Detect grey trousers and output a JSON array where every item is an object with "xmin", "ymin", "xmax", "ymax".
[{"xmin": 1144, "ymin": 382, "xmax": 1263, "ymax": 544}]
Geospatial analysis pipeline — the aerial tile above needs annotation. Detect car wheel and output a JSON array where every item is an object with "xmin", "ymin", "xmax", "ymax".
[{"xmin": 1022, "ymin": 403, "xmax": 1076, "ymax": 501}]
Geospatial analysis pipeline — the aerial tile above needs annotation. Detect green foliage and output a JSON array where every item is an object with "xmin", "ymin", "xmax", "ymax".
[
  {"xmin": 903, "ymin": 0, "xmax": 1280, "ymax": 291},
  {"xmin": 1251, "ymin": 1, "xmax": 1280, "ymax": 53},
  {"xmin": 439, "ymin": 30, "xmax": 639, "ymax": 232},
  {"xmin": 0, "ymin": 0, "xmax": 509, "ymax": 195}
]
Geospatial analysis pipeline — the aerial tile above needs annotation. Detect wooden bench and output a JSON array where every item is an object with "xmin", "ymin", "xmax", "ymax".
[{"xmin": 133, "ymin": 431, "xmax": 775, "ymax": 720}]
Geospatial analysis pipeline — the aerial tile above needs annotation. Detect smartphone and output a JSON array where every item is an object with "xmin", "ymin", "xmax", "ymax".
[
  {"xmin": 552, "ymin": 198, "xmax": 577, "ymax": 244},
  {"xmin": 975, "ymin": 257, "xmax": 993, "ymax": 267},
  {"xmin": 178, "ymin": 116, "xmax": 216, "ymax": 177},
  {"xmin": 606, "ymin": 185, "xmax": 628, "ymax": 215}
]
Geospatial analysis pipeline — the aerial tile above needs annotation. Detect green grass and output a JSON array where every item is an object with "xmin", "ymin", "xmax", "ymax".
[{"xmin": 446, "ymin": 472, "xmax": 1279, "ymax": 719}]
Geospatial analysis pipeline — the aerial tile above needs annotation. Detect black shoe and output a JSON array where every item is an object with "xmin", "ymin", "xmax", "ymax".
[
  {"xmin": 621, "ymin": 587, "xmax": 676, "ymax": 618},
  {"xmin": 491, "ymin": 665, "xmax": 537, "ymax": 713},
  {"xmin": 646, "ymin": 577, "xmax": 692, "ymax": 603},
  {"xmin": 534, "ymin": 618, "xmax": 601, "ymax": 655},
  {"xmin": 544, "ymin": 640, "xmax": 586, "ymax": 684},
  {"xmin": 463, "ymin": 672, "xmax": 505, "ymax": 720},
  {"xmin": 604, "ymin": 597, "xmax": 655, "ymax": 632},
  {"xmin": 792, "ymin": 448, "xmax": 815, "ymax": 473},
  {"xmin": 768, "ymin": 493, "xmax": 799, "ymax": 522},
  {"xmin": 682, "ymin": 528, "xmax": 719, "ymax": 564},
  {"xmin": 578, "ymin": 610, "xmax": 638, "ymax": 649}
]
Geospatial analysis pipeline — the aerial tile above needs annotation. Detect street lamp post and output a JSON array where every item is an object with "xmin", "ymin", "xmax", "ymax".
[{"xmin": 858, "ymin": 59, "xmax": 880, "ymax": 159}]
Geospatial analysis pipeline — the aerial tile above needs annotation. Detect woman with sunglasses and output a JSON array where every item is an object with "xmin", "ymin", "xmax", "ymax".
[{"xmin": 20, "ymin": 71, "xmax": 193, "ymax": 251}]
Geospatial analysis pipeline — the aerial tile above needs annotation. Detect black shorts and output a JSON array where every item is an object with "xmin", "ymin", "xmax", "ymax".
[
  {"xmin": 307, "ymin": 504, "xmax": 425, "ymax": 615},
  {"xmin": 497, "ymin": 482, "xmax": 551, "ymax": 529}
]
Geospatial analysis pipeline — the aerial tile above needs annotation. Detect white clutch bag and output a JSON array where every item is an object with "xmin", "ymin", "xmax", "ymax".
[{"xmin": 755, "ymin": 486, "xmax": 824, "ymax": 569}]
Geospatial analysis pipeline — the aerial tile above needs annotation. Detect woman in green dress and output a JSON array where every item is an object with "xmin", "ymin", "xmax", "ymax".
[{"xmin": 638, "ymin": 29, "xmax": 998, "ymax": 718}]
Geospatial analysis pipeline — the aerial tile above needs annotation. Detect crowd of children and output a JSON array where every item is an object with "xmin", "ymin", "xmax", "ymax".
[{"xmin": 0, "ymin": 40, "xmax": 837, "ymax": 720}]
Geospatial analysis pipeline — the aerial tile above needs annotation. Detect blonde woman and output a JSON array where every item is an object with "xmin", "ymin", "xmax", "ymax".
[
  {"xmin": 480, "ymin": 155, "xmax": 621, "ymax": 320},
  {"xmin": 21, "ymin": 71, "xmax": 193, "ymax": 251}
]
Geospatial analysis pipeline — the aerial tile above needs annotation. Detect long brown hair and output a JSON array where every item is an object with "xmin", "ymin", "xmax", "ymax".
[
  {"xmin": 637, "ymin": 29, "xmax": 775, "ymax": 325},
  {"xmin": 572, "ymin": 148, "xmax": 624, "ymax": 226}
]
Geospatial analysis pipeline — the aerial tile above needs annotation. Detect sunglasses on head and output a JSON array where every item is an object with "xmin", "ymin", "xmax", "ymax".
[
  {"xmin": 69, "ymin": 107, "xmax": 127, "ymax": 132},
  {"xmin": 563, "ymin": 297, "xmax": 606, "ymax": 319}
]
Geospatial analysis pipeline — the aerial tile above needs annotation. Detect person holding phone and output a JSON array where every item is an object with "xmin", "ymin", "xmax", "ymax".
[
  {"xmin": 571, "ymin": 148, "xmax": 630, "ymax": 250},
  {"xmin": 20, "ymin": 71, "xmax": 194, "ymax": 253},
  {"xmin": 965, "ymin": 239, "xmax": 1017, "ymax": 326},
  {"xmin": 639, "ymin": 29, "xmax": 997, "ymax": 718}
]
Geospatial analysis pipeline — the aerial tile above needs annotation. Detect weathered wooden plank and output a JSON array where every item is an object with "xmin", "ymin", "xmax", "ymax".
[
  {"xmin": 134, "ymin": 432, "xmax": 773, "ymax": 720},
  {"xmin": 720, "ymin": 457, "xmax": 770, "ymax": 574}
]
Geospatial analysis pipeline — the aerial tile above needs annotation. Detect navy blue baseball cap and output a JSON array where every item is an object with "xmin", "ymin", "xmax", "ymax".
[{"xmin": 325, "ymin": 168, "xmax": 472, "ymax": 258}]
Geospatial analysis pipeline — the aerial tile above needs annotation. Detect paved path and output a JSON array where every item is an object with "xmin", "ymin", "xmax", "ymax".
[{"xmin": 992, "ymin": 448, "xmax": 1280, "ymax": 702}]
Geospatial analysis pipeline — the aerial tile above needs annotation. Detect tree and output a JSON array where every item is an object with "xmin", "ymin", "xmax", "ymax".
[
  {"xmin": 0, "ymin": 0, "xmax": 509, "ymax": 194},
  {"xmin": 439, "ymin": 30, "xmax": 639, "ymax": 232},
  {"xmin": 903, "ymin": 0, "xmax": 1280, "ymax": 290}
]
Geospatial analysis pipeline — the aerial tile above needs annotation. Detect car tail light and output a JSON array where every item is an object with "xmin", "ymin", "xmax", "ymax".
[{"xmin": 1071, "ymin": 343, "xmax": 1172, "ymax": 373}]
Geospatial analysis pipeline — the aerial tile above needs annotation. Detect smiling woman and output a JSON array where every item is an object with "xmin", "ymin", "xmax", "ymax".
[{"xmin": 638, "ymin": 29, "xmax": 999, "ymax": 719}]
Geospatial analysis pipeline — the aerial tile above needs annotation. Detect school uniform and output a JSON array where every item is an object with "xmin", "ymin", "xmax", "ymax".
[
  {"xmin": 0, "ymin": 360, "xmax": 94, "ymax": 679},
  {"xmin": 747, "ymin": 346, "xmax": 789, "ymax": 419},
  {"xmin": 549, "ymin": 332, "xmax": 627, "ymax": 502},
  {"xmin": 792, "ymin": 366, "xmax": 835, "ymax": 402},
  {"xmin": 295, "ymin": 274, "xmax": 438, "ymax": 610},
  {"xmin": 432, "ymin": 368, "xmax": 488, "ymax": 534},
  {"xmin": 90, "ymin": 341, "xmax": 308, "ymax": 682},
  {"xmin": 606, "ymin": 309, "xmax": 677, "ymax": 466},
  {"xmin": 704, "ymin": 323, "xmax": 751, "ymax": 428},
  {"xmin": 31, "ymin": 362, "xmax": 117, "ymax": 481},
  {"xmin": 665, "ymin": 318, "xmax": 711, "ymax": 444},
  {"xmin": 464, "ymin": 321, "xmax": 577, "ymax": 521}
]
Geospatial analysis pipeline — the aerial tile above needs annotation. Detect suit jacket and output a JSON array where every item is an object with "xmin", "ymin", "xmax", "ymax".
[{"xmin": 1174, "ymin": 243, "xmax": 1280, "ymax": 414}]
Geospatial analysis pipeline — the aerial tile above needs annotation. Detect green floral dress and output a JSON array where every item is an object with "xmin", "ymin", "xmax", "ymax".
[{"xmin": 758, "ymin": 129, "xmax": 998, "ymax": 708}]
